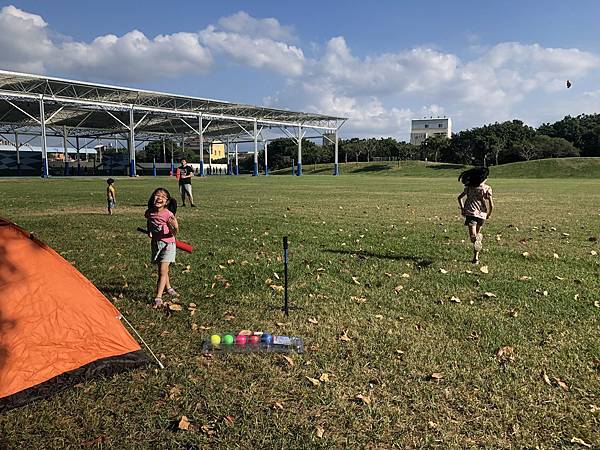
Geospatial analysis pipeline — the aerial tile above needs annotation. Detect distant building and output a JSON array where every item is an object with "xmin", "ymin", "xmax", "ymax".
[{"xmin": 410, "ymin": 117, "xmax": 452, "ymax": 146}]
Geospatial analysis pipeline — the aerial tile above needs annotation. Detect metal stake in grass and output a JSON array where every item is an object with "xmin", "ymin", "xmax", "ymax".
[{"xmin": 282, "ymin": 236, "xmax": 289, "ymax": 316}]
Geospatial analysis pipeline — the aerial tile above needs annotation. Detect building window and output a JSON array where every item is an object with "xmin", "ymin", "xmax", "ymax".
[
  {"xmin": 438, "ymin": 123, "xmax": 443, "ymax": 128},
  {"xmin": 424, "ymin": 124, "xmax": 429, "ymax": 128}
]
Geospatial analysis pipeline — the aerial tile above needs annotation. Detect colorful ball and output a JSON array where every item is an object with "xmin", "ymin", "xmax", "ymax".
[
  {"xmin": 261, "ymin": 332, "xmax": 273, "ymax": 345},
  {"xmin": 222, "ymin": 334, "xmax": 234, "ymax": 345},
  {"xmin": 248, "ymin": 335, "xmax": 260, "ymax": 344},
  {"xmin": 210, "ymin": 334, "xmax": 221, "ymax": 345},
  {"xmin": 235, "ymin": 334, "xmax": 248, "ymax": 345}
]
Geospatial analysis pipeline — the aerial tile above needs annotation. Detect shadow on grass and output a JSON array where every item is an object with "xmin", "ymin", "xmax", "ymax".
[
  {"xmin": 322, "ymin": 248, "xmax": 434, "ymax": 268},
  {"xmin": 429, "ymin": 163, "xmax": 468, "ymax": 171},
  {"xmin": 352, "ymin": 164, "xmax": 391, "ymax": 173}
]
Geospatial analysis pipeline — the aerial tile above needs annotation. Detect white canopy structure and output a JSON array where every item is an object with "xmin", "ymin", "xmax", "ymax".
[{"xmin": 0, "ymin": 69, "xmax": 346, "ymax": 177}]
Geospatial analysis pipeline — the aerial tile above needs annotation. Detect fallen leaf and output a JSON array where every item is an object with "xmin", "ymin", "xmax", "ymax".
[
  {"xmin": 439, "ymin": 268, "xmax": 448, "ymax": 274},
  {"xmin": 541, "ymin": 369, "xmax": 552, "ymax": 386},
  {"xmin": 555, "ymin": 276, "xmax": 565, "ymax": 281},
  {"xmin": 430, "ymin": 372, "xmax": 444, "ymax": 381},
  {"xmin": 306, "ymin": 376, "xmax": 321, "ymax": 386},
  {"xmin": 319, "ymin": 373, "xmax": 330, "ymax": 382},
  {"xmin": 570, "ymin": 437, "xmax": 591, "ymax": 448},
  {"xmin": 169, "ymin": 386, "xmax": 182, "ymax": 400},
  {"xmin": 384, "ymin": 272, "xmax": 393, "ymax": 277},
  {"xmin": 450, "ymin": 296, "xmax": 461, "ymax": 303},
  {"xmin": 591, "ymin": 250, "xmax": 598, "ymax": 256},
  {"xmin": 594, "ymin": 301, "xmax": 600, "ymax": 308},
  {"xmin": 182, "ymin": 265, "xmax": 192, "ymax": 273},
  {"xmin": 554, "ymin": 377, "xmax": 569, "ymax": 391},
  {"xmin": 574, "ymin": 294, "xmax": 580, "ymax": 300},
  {"xmin": 168, "ymin": 304, "xmax": 183, "ymax": 311},
  {"xmin": 351, "ymin": 296, "xmax": 367, "ymax": 303},
  {"xmin": 315, "ymin": 426, "xmax": 325, "ymax": 439},
  {"xmin": 273, "ymin": 272, "xmax": 280, "ymax": 280},
  {"xmin": 227, "ymin": 259, "xmax": 235, "ymax": 265},
  {"xmin": 496, "ymin": 346, "xmax": 515, "ymax": 363},
  {"xmin": 265, "ymin": 278, "xmax": 273, "ymax": 284},
  {"xmin": 219, "ymin": 264, "xmax": 226, "ymax": 269},
  {"xmin": 270, "ymin": 284, "xmax": 284, "ymax": 292},
  {"xmin": 483, "ymin": 292, "xmax": 496, "ymax": 298},
  {"xmin": 401, "ymin": 273, "xmax": 411, "ymax": 278},
  {"xmin": 308, "ymin": 317, "xmax": 319, "ymax": 324},
  {"xmin": 282, "ymin": 355, "xmax": 294, "ymax": 366},
  {"xmin": 224, "ymin": 314, "xmax": 236, "ymax": 321},
  {"xmin": 223, "ymin": 416, "xmax": 234, "ymax": 427},
  {"xmin": 479, "ymin": 265, "xmax": 489, "ymax": 274},
  {"xmin": 519, "ymin": 275, "xmax": 532, "ymax": 281},
  {"xmin": 191, "ymin": 323, "xmax": 198, "ymax": 331},
  {"xmin": 355, "ymin": 394, "xmax": 371, "ymax": 405},
  {"xmin": 351, "ymin": 276, "xmax": 360, "ymax": 285},
  {"xmin": 553, "ymin": 253, "xmax": 559, "ymax": 259},
  {"xmin": 273, "ymin": 402, "xmax": 284, "ymax": 410},
  {"xmin": 200, "ymin": 424, "xmax": 215, "ymax": 436},
  {"xmin": 522, "ymin": 252, "xmax": 530, "ymax": 258},
  {"xmin": 394, "ymin": 285, "xmax": 404, "ymax": 294},
  {"xmin": 374, "ymin": 314, "xmax": 384, "ymax": 320},
  {"xmin": 339, "ymin": 330, "xmax": 351, "ymax": 342},
  {"xmin": 178, "ymin": 416, "xmax": 191, "ymax": 431}
]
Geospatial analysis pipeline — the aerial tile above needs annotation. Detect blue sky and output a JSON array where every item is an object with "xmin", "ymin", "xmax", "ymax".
[{"xmin": 1, "ymin": 1, "xmax": 599, "ymax": 140}]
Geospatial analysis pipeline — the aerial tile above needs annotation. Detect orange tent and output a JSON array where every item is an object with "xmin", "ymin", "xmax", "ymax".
[{"xmin": 0, "ymin": 218, "xmax": 148, "ymax": 411}]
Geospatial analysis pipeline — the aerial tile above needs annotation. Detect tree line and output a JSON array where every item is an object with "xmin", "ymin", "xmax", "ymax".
[{"xmin": 134, "ymin": 113, "xmax": 600, "ymax": 169}]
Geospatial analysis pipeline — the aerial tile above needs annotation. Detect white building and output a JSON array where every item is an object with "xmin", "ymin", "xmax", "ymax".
[{"xmin": 410, "ymin": 117, "xmax": 452, "ymax": 145}]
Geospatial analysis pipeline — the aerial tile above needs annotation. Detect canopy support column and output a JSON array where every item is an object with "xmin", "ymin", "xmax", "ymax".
[
  {"xmin": 264, "ymin": 141, "xmax": 269, "ymax": 176},
  {"xmin": 76, "ymin": 136, "xmax": 81, "ymax": 176},
  {"xmin": 129, "ymin": 107, "xmax": 136, "ymax": 176},
  {"xmin": 253, "ymin": 120, "xmax": 258, "ymax": 176},
  {"xmin": 198, "ymin": 114, "xmax": 205, "ymax": 176},
  {"xmin": 14, "ymin": 131, "xmax": 20, "ymax": 176},
  {"xmin": 62, "ymin": 126, "xmax": 69, "ymax": 176},
  {"xmin": 297, "ymin": 125, "xmax": 302, "ymax": 176},
  {"xmin": 334, "ymin": 129, "xmax": 339, "ymax": 176},
  {"xmin": 39, "ymin": 96, "xmax": 48, "ymax": 178},
  {"xmin": 235, "ymin": 143, "xmax": 239, "ymax": 175}
]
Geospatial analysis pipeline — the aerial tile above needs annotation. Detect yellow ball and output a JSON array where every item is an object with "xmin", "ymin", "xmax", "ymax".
[{"xmin": 210, "ymin": 334, "xmax": 221, "ymax": 345}]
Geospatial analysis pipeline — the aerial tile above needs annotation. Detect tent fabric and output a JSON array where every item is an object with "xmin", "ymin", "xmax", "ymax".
[{"xmin": 0, "ymin": 218, "xmax": 148, "ymax": 411}]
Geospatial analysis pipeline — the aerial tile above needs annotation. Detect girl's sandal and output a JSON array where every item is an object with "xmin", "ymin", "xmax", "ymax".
[
  {"xmin": 166, "ymin": 287, "xmax": 180, "ymax": 298},
  {"xmin": 153, "ymin": 297, "xmax": 164, "ymax": 308}
]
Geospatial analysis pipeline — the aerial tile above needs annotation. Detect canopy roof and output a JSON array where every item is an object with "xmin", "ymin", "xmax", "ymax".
[{"xmin": 0, "ymin": 70, "xmax": 346, "ymax": 141}]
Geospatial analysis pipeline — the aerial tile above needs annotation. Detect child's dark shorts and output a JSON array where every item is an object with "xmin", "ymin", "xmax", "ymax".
[{"xmin": 464, "ymin": 215, "xmax": 485, "ymax": 227}]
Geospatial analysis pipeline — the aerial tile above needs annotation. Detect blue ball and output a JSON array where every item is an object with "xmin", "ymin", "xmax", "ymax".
[{"xmin": 261, "ymin": 332, "xmax": 273, "ymax": 344}]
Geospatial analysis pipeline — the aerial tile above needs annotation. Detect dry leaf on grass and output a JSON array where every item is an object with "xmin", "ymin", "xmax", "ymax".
[
  {"xmin": 339, "ymin": 330, "xmax": 351, "ymax": 342},
  {"xmin": 439, "ymin": 268, "xmax": 448, "ymax": 274},
  {"xmin": 223, "ymin": 416, "xmax": 234, "ymax": 427},
  {"xmin": 429, "ymin": 372, "xmax": 444, "ymax": 381},
  {"xmin": 319, "ymin": 373, "xmax": 330, "ymax": 382},
  {"xmin": 541, "ymin": 369, "xmax": 552, "ymax": 386},
  {"xmin": 315, "ymin": 426, "xmax": 325, "ymax": 438},
  {"xmin": 401, "ymin": 273, "xmax": 411, "ymax": 278},
  {"xmin": 306, "ymin": 376, "xmax": 321, "ymax": 386},
  {"xmin": 308, "ymin": 317, "xmax": 319, "ymax": 324},
  {"xmin": 483, "ymin": 292, "xmax": 497, "ymax": 298},
  {"xmin": 570, "ymin": 437, "xmax": 592, "ymax": 448},
  {"xmin": 519, "ymin": 275, "xmax": 532, "ymax": 281},
  {"xmin": 554, "ymin": 377, "xmax": 569, "ymax": 391},
  {"xmin": 227, "ymin": 259, "xmax": 235, "ymax": 265},
  {"xmin": 591, "ymin": 250, "xmax": 598, "ymax": 256},
  {"xmin": 282, "ymin": 355, "xmax": 294, "ymax": 366},
  {"xmin": 450, "ymin": 296, "xmax": 461, "ymax": 303},
  {"xmin": 479, "ymin": 265, "xmax": 489, "ymax": 274},
  {"xmin": 522, "ymin": 252, "xmax": 530, "ymax": 258},
  {"xmin": 200, "ymin": 424, "xmax": 215, "ymax": 436},
  {"xmin": 168, "ymin": 303, "xmax": 183, "ymax": 311},
  {"xmin": 182, "ymin": 265, "xmax": 191, "ymax": 273},
  {"xmin": 553, "ymin": 253, "xmax": 560, "ymax": 259},
  {"xmin": 224, "ymin": 314, "xmax": 236, "ymax": 321},
  {"xmin": 273, "ymin": 402, "xmax": 284, "ymax": 410},
  {"xmin": 351, "ymin": 276, "xmax": 361, "ymax": 285},
  {"xmin": 178, "ymin": 416, "xmax": 190, "ymax": 431},
  {"xmin": 594, "ymin": 301, "xmax": 600, "ymax": 308},
  {"xmin": 355, "ymin": 394, "xmax": 371, "ymax": 405},
  {"xmin": 496, "ymin": 346, "xmax": 515, "ymax": 363},
  {"xmin": 394, "ymin": 285, "xmax": 404, "ymax": 294}
]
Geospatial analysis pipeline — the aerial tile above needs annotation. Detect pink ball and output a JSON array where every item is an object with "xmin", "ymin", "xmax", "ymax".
[{"xmin": 235, "ymin": 334, "xmax": 248, "ymax": 345}]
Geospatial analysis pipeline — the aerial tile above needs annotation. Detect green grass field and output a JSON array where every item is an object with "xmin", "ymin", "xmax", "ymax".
[{"xmin": 1, "ymin": 162, "xmax": 599, "ymax": 448}]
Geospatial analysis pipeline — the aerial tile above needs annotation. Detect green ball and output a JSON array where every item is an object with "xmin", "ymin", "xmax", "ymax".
[
  {"xmin": 210, "ymin": 334, "xmax": 221, "ymax": 345},
  {"xmin": 222, "ymin": 334, "xmax": 234, "ymax": 345}
]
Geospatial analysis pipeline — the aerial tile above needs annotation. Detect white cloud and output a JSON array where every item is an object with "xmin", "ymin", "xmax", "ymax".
[
  {"xmin": 218, "ymin": 11, "xmax": 295, "ymax": 42},
  {"xmin": 199, "ymin": 25, "xmax": 305, "ymax": 77},
  {"xmin": 58, "ymin": 30, "xmax": 213, "ymax": 82}
]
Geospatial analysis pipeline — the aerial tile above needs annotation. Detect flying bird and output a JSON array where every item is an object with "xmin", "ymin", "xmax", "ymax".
[{"xmin": 566, "ymin": 80, "xmax": 572, "ymax": 88}]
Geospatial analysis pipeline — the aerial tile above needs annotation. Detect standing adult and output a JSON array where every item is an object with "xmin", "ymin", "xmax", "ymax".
[{"xmin": 178, "ymin": 159, "xmax": 196, "ymax": 207}]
